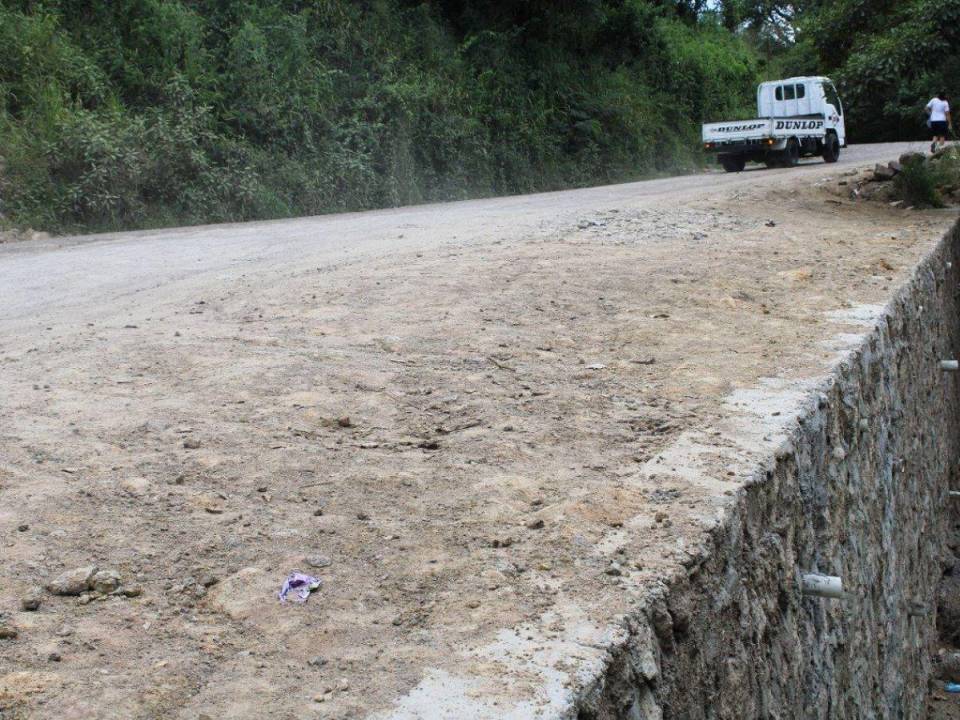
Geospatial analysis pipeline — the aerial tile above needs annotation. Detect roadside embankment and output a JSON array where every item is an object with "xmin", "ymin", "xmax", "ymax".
[{"xmin": 576, "ymin": 219, "xmax": 960, "ymax": 719}]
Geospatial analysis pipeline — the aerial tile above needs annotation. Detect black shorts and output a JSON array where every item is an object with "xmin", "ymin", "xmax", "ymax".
[{"xmin": 931, "ymin": 120, "xmax": 949, "ymax": 135}]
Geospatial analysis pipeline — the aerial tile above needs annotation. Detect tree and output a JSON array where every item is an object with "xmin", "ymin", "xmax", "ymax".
[{"xmin": 800, "ymin": 0, "xmax": 960, "ymax": 140}]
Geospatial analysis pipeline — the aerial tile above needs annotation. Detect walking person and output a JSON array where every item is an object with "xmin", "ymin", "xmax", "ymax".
[{"xmin": 926, "ymin": 92, "xmax": 952, "ymax": 153}]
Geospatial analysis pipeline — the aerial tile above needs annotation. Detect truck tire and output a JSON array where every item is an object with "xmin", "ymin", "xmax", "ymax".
[
  {"xmin": 763, "ymin": 139, "xmax": 800, "ymax": 169},
  {"xmin": 822, "ymin": 133, "xmax": 840, "ymax": 163},
  {"xmin": 721, "ymin": 156, "xmax": 746, "ymax": 173},
  {"xmin": 784, "ymin": 137, "xmax": 800, "ymax": 167}
]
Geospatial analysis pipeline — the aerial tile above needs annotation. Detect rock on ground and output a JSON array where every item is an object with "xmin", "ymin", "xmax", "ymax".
[{"xmin": 46, "ymin": 566, "xmax": 97, "ymax": 596}]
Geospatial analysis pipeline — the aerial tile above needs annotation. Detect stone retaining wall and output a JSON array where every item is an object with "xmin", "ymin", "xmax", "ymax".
[{"xmin": 576, "ymin": 220, "xmax": 960, "ymax": 720}]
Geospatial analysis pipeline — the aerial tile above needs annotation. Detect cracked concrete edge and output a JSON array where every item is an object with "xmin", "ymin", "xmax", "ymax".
[{"xmin": 375, "ymin": 220, "xmax": 960, "ymax": 720}]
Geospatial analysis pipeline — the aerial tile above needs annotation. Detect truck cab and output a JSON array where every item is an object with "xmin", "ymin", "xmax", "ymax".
[
  {"xmin": 702, "ymin": 77, "xmax": 846, "ymax": 172},
  {"xmin": 757, "ymin": 78, "xmax": 846, "ymax": 145}
]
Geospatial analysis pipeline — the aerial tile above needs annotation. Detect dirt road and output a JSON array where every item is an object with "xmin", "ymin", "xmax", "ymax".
[
  {"xmin": 0, "ymin": 143, "xmax": 927, "ymax": 334},
  {"xmin": 1, "ymin": 142, "xmax": 956, "ymax": 720}
]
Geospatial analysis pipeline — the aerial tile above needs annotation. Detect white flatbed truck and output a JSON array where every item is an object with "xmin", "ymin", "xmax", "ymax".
[{"xmin": 702, "ymin": 76, "xmax": 846, "ymax": 172}]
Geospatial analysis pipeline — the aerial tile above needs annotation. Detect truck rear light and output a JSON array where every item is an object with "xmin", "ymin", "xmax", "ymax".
[
  {"xmin": 765, "ymin": 138, "xmax": 774, "ymax": 145},
  {"xmin": 704, "ymin": 142, "xmax": 714, "ymax": 149}
]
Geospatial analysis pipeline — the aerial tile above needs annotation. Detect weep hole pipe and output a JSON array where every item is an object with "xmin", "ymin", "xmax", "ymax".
[{"xmin": 801, "ymin": 573, "xmax": 844, "ymax": 600}]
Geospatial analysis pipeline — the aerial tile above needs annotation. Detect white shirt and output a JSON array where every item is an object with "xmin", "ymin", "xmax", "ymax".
[{"xmin": 927, "ymin": 97, "xmax": 950, "ymax": 122}]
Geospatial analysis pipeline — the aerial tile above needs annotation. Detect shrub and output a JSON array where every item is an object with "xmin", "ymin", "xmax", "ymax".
[{"xmin": 894, "ymin": 156, "xmax": 944, "ymax": 208}]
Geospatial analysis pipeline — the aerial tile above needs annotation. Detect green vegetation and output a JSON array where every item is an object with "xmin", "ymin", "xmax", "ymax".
[
  {"xmin": 894, "ymin": 155, "xmax": 944, "ymax": 208},
  {"xmin": 0, "ymin": 0, "xmax": 957, "ymax": 234},
  {"xmin": 893, "ymin": 148, "xmax": 960, "ymax": 207},
  {"xmin": 791, "ymin": 0, "xmax": 960, "ymax": 142},
  {"xmin": 0, "ymin": 1, "xmax": 764, "ymax": 233}
]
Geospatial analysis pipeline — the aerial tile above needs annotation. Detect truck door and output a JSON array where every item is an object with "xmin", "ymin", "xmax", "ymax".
[
  {"xmin": 774, "ymin": 84, "xmax": 795, "ymax": 116},
  {"xmin": 795, "ymin": 82, "xmax": 813, "ymax": 116},
  {"xmin": 821, "ymin": 81, "xmax": 846, "ymax": 145}
]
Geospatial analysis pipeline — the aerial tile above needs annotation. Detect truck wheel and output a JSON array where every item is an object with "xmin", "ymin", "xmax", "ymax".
[
  {"xmin": 822, "ymin": 133, "xmax": 840, "ymax": 163},
  {"xmin": 721, "ymin": 156, "xmax": 746, "ymax": 173},
  {"xmin": 784, "ymin": 138, "xmax": 800, "ymax": 167}
]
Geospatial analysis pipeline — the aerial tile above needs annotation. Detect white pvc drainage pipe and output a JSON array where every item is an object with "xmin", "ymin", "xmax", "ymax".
[{"xmin": 801, "ymin": 573, "xmax": 844, "ymax": 600}]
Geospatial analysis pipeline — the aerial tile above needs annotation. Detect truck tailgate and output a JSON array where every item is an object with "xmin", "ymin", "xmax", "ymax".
[{"xmin": 701, "ymin": 119, "xmax": 773, "ymax": 143}]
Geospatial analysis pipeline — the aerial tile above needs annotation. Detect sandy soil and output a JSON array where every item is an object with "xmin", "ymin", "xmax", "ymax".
[{"xmin": 1, "ymin": 144, "xmax": 957, "ymax": 719}]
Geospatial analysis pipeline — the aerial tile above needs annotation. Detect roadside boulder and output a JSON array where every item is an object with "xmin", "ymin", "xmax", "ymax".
[
  {"xmin": 20, "ymin": 588, "xmax": 43, "ymax": 611},
  {"xmin": 872, "ymin": 164, "xmax": 896, "ymax": 181},
  {"xmin": 47, "ymin": 566, "xmax": 97, "ymax": 596},
  {"xmin": 899, "ymin": 152, "xmax": 926, "ymax": 166},
  {"xmin": 887, "ymin": 160, "xmax": 902, "ymax": 174}
]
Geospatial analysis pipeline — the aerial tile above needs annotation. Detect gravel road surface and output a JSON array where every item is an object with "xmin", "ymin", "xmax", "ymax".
[{"xmin": 0, "ymin": 143, "xmax": 925, "ymax": 334}]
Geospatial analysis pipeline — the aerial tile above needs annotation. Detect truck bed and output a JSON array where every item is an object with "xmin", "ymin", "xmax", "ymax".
[{"xmin": 702, "ymin": 117, "xmax": 827, "ymax": 144}]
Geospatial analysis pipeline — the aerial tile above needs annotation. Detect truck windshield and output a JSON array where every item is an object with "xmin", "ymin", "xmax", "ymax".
[{"xmin": 822, "ymin": 83, "xmax": 842, "ymax": 115}]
